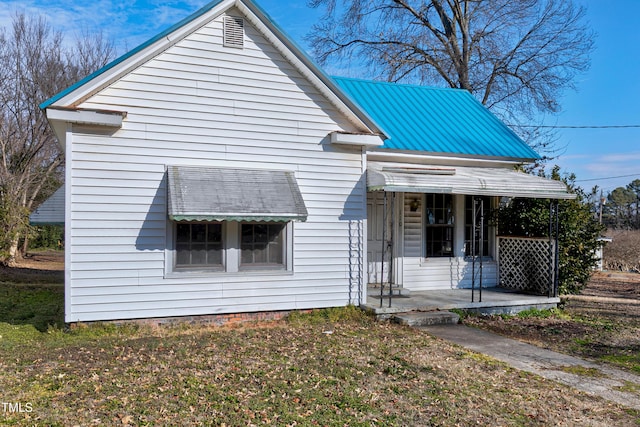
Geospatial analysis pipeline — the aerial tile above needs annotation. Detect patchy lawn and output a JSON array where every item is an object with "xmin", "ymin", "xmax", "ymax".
[
  {"xmin": 0, "ymin": 250, "xmax": 64, "ymax": 331},
  {"xmin": 463, "ymin": 272, "xmax": 640, "ymax": 375},
  {"xmin": 1, "ymin": 311, "xmax": 638, "ymax": 426},
  {"xmin": 0, "ymin": 254, "xmax": 638, "ymax": 425}
]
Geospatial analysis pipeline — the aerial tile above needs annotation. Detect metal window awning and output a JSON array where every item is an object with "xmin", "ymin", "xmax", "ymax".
[
  {"xmin": 167, "ymin": 166, "xmax": 308, "ymax": 222},
  {"xmin": 367, "ymin": 162, "xmax": 576, "ymax": 199}
]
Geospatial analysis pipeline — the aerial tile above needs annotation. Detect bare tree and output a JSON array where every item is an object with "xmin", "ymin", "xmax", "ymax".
[
  {"xmin": 308, "ymin": 0, "xmax": 594, "ymax": 152},
  {"xmin": 0, "ymin": 13, "xmax": 115, "ymax": 265}
]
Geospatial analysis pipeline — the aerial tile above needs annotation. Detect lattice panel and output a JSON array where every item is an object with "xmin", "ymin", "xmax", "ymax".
[
  {"xmin": 348, "ymin": 220, "xmax": 364, "ymax": 305},
  {"xmin": 497, "ymin": 237, "xmax": 554, "ymax": 295}
]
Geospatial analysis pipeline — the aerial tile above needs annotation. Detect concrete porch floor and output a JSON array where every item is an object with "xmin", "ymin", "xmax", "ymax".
[{"xmin": 362, "ymin": 287, "xmax": 560, "ymax": 317}]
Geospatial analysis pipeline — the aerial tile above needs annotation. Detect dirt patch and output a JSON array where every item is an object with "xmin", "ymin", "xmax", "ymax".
[
  {"xmin": 580, "ymin": 271, "xmax": 640, "ymax": 299},
  {"xmin": 463, "ymin": 272, "xmax": 640, "ymax": 374},
  {"xmin": 0, "ymin": 250, "xmax": 64, "ymax": 284}
]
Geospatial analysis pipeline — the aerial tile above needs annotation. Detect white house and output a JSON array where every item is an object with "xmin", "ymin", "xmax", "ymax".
[{"xmin": 35, "ymin": 0, "xmax": 573, "ymax": 323}]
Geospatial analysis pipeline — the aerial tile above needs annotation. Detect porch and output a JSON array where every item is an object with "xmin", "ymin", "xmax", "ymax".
[{"xmin": 362, "ymin": 286, "xmax": 560, "ymax": 317}]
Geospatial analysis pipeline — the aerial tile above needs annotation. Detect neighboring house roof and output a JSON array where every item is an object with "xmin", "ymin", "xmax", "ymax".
[
  {"xmin": 334, "ymin": 77, "xmax": 540, "ymax": 161},
  {"xmin": 40, "ymin": 0, "xmax": 384, "ymax": 138},
  {"xmin": 29, "ymin": 186, "xmax": 65, "ymax": 225}
]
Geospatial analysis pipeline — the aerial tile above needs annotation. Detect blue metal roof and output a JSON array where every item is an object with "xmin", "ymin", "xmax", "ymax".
[{"xmin": 333, "ymin": 77, "xmax": 540, "ymax": 160}]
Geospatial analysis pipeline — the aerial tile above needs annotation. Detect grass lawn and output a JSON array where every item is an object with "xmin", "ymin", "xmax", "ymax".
[
  {"xmin": 0, "ymin": 283, "xmax": 64, "ymax": 331},
  {"xmin": 1, "ymin": 301, "xmax": 639, "ymax": 426}
]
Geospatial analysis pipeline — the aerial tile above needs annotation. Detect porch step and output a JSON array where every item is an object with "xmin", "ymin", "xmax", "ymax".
[{"xmin": 392, "ymin": 311, "xmax": 460, "ymax": 327}]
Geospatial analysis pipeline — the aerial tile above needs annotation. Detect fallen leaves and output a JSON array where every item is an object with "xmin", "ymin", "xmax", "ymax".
[{"xmin": 0, "ymin": 314, "xmax": 637, "ymax": 425}]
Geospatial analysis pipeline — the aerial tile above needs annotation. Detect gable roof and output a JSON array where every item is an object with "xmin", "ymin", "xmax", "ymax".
[
  {"xmin": 333, "ymin": 77, "xmax": 540, "ymax": 161},
  {"xmin": 40, "ymin": 0, "xmax": 383, "ymax": 137}
]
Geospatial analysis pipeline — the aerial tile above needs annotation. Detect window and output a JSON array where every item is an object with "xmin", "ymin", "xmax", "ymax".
[
  {"xmin": 424, "ymin": 194, "xmax": 454, "ymax": 257},
  {"xmin": 464, "ymin": 196, "xmax": 490, "ymax": 257},
  {"xmin": 175, "ymin": 222, "xmax": 223, "ymax": 269},
  {"xmin": 241, "ymin": 223, "xmax": 285, "ymax": 268},
  {"xmin": 171, "ymin": 221, "xmax": 289, "ymax": 273}
]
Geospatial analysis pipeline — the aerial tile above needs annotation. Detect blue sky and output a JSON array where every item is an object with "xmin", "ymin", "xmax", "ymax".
[{"xmin": 3, "ymin": 0, "xmax": 638, "ymax": 194}]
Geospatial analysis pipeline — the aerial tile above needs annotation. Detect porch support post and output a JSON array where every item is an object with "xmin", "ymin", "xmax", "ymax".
[
  {"xmin": 554, "ymin": 200, "xmax": 560, "ymax": 298},
  {"xmin": 479, "ymin": 198, "xmax": 484, "ymax": 303},
  {"xmin": 388, "ymin": 192, "xmax": 395, "ymax": 308},
  {"xmin": 471, "ymin": 197, "xmax": 476, "ymax": 302},
  {"xmin": 548, "ymin": 200, "xmax": 555, "ymax": 298},
  {"xmin": 380, "ymin": 191, "xmax": 387, "ymax": 308}
]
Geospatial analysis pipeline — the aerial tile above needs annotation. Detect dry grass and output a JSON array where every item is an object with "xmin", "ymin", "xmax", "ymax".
[
  {"xmin": 604, "ymin": 230, "xmax": 640, "ymax": 273},
  {"xmin": 1, "ymin": 314, "xmax": 639, "ymax": 426}
]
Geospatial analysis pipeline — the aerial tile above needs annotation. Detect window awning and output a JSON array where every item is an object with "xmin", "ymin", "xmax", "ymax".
[
  {"xmin": 167, "ymin": 166, "xmax": 308, "ymax": 222},
  {"xmin": 367, "ymin": 162, "xmax": 575, "ymax": 199}
]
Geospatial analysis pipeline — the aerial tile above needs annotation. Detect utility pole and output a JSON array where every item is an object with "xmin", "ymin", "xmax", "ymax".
[{"xmin": 599, "ymin": 190, "xmax": 605, "ymax": 224}]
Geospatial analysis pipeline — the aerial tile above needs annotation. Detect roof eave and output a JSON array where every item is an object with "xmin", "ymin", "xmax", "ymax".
[
  {"xmin": 40, "ymin": 0, "xmax": 230, "ymax": 110},
  {"xmin": 367, "ymin": 147, "xmax": 540, "ymax": 165}
]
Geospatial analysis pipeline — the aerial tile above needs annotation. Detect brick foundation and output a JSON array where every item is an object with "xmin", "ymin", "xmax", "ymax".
[{"xmin": 69, "ymin": 309, "xmax": 314, "ymax": 329}]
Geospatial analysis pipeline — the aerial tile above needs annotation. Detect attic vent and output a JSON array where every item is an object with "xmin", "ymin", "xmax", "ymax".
[{"xmin": 223, "ymin": 16, "xmax": 244, "ymax": 48}]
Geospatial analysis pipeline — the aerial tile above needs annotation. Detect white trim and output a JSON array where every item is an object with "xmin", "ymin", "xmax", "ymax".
[
  {"xmin": 330, "ymin": 132, "xmax": 385, "ymax": 147},
  {"xmin": 46, "ymin": 108, "xmax": 126, "ymax": 127},
  {"xmin": 394, "ymin": 192, "xmax": 404, "ymax": 287},
  {"xmin": 226, "ymin": 222, "xmax": 239, "ymax": 273},
  {"xmin": 367, "ymin": 149, "xmax": 526, "ymax": 167},
  {"xmin": 361, "ymin": 148, "xmax": 368, "ymax": 303},
  {"xmin": 64, "ymin": 125, "xmax": 73, "ymax": 323}
]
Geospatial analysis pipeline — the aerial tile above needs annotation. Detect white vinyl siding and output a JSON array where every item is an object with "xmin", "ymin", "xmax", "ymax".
[{"xmin": 64, "ymin": 9, "xmax": 366, "ymax": 322}]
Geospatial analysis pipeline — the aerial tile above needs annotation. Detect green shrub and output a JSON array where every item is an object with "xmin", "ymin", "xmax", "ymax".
[{"xmin": 494, "ymin": 166, "xmax": 605, "ymax": 295}]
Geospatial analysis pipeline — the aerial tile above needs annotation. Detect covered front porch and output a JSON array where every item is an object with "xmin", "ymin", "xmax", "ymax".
[{"xmin": 363, "ymin": 160, "xmax": 575, "ymax": 317}]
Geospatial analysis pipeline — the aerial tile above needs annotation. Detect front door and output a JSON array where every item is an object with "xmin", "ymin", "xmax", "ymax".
[{"xmin": 367, "ymin": 192, "xmax": 391, "ymax": 284}]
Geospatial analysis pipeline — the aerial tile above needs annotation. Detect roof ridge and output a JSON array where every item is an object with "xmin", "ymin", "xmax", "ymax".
[{"xmin": 331, "ymin": 76, "xmax": 468, "ymax": 93}]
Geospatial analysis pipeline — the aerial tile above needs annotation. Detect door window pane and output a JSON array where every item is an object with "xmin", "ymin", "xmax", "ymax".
[
  {"xmin": 465, "ymin": 196, "xmax": 490, "ymax": 257},
  {"xmin": 425, "ymin": 194, "xmax": 454, "ymax": 257}
]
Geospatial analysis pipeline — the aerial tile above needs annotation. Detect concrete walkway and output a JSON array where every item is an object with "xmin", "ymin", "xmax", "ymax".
[{"xmin": 422, "ymin": 324, "xmax": 640, "ymax": 410}]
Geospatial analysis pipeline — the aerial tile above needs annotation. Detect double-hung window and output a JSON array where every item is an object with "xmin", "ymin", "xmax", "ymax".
[
  {"xmin": 240, "ymin": 223, "xmax": 285, "ymax": 268},
  {"xmin": 175, "ymin": 222, "xmax": 223, "ymax": 269}
]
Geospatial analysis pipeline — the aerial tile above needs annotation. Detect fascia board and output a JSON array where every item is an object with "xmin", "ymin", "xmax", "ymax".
[
  {"xmin": 330, "ymin": 132, "xmax": 385, "ymax": 147},
  {"xmin": 46, "ymin": 108, "xmax": 126, "ymax": 127},
  {"xmin": 367, "ymin": 149, "xmax": 535, "ymax": 168}
]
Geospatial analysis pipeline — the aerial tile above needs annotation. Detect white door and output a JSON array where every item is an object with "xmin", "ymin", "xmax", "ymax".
[{"xmin": 367, "ymin": 192, "xmax": 391, "ymax": 284}]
